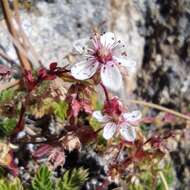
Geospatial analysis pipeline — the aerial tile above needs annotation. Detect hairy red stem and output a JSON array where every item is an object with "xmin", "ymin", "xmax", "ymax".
[{"xmin": 100, "ymin": 82, "xmax": 110, "ymax": 103}]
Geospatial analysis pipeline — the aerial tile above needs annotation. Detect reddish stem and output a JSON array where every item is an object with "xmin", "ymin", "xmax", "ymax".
[
  {"xmin": 100, "ymin": 82, "xmax": 110, "ymax": 103},
  {"xmin": 114, "ymin": 143, "xmax": 123, "ymax": 162},
  {"xmin": 11, "ymin": 93, "xmax": 30, "ymax": 137}
]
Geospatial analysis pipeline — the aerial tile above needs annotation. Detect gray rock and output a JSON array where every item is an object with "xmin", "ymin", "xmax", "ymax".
[
  {"xmin": 0, "ymin": 0, "xmax": 144, "ymax": 71},
  {"xmin": 1, "ymin": 0, "xmax": 111, "ymax": 67}
]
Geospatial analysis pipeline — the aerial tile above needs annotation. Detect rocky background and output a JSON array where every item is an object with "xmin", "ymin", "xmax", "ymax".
[{"xmin": 0, "ymin": 0, "xmax": 190, "ymax": 189}]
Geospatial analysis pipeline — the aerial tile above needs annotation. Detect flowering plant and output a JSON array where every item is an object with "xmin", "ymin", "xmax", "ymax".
[
  {"xmin": 0, "ymin": 3, "xmax": 188, "ymax": 188},
  {"xmin": 93, "ymin": 96, "xmax": 141, "ymax": 141},
  {"xmin": 71, "ymin": 32, "xmax": 136, "ymax": 91}
]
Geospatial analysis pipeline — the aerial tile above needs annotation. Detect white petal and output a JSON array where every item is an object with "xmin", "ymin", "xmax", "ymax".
[
  {"xmin": 103, "ymin": 122, "xmax": 117, "ymax": 140},
  {"xmin": 71, "ymin": 61, "xmax": 99, "ymax": 80},
  {"xmin": 100, "ymin": 64, "xmax": 122, "ymax": 91},
  {"xmin": 92, "ymin": 111, "xmax": 110, "ymax": 122},
  {"xmin": 73, "ymin": 38, "xmax": 89, "ymax": 54},
  {"xmin": 100, "ymin": 32, "xmax": 115, "ymax": 47},
  {"xmin": 123, "ymin": 111, "xmax": 142, "ymax": 123},
  {"xmin": 114, "ymin": 57, "xmax": 136, "ymax": 72},
  {"xmin": 120, "ymin": 123, "xmax": 136, "ymax": 142}
]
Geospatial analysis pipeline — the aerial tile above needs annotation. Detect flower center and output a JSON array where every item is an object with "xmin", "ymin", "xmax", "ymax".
[{"xmin": 95, "ymin": 47, "xmax": 112, "ymax": 64}]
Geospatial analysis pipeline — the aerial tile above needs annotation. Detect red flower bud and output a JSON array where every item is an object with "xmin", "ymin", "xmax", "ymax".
[{"xmin": 103, "ymin": 97, "xmax": 123, "ymax": 117}]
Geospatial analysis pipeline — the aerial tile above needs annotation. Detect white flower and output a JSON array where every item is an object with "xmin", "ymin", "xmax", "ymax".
[
  {"xmin": 71, "ymin": 32, "xmax": 136, "ymax": 91},
  {"xmin": 93, "ymin": 110, "xmax": 141, "ymax": 142}
]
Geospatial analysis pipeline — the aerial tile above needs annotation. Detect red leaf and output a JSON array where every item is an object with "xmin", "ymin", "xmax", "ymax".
[
  {"xmin": 0, "ymin": 145, "xmax": 18, "ymax": 176},
  {"xmin": 134, "ymin": 150, "xmax": 146, "ymax": 160},
  {"xmin": 32, "ymin": 144, "xmax": 54, "ymax": 158},
  {"xmin": 44, "ymin": 74, "xmax": 56, "ymax": 80},
  {"xmin": 142, "ymin": 116, "xmax": 155, "ymax": 124},
  {"xmin": 163, "ymin": 113, "xmax": 176, "ymax": 122},
  {"xmin": 38, "ymin": 68, "xmax": 48, "ymax": 79},
  {"xmin": 8, "ymin": 155, "xmax": 19, "ymax": 176},
  {"xmin": 24, "ymin": 70, "xmax": 36, "ymax": 91},
  {"xmin": 48, "ymin": 148, "xmax": 65, "ymax": 169},
  {"xmin": 71, "ymin": 98, "xmax": 81, "ymax": 117},
  {"xmin": 77, "ymin": 126, "xmax": 97, "ymax": 144},
  {"xmin": 82, "ymin": 101, "xmax": 92, "ymax": 114},
  {"xmin": 0, "ymin": 65, "xmax": 11, "ymax": 75},
  {"xmin": 12, "ymin": 103, "xmax": 25, "ymax": 136},
  {"xmin": 49, "ymin": 62, "xmax": 58, "ymax": 71}
]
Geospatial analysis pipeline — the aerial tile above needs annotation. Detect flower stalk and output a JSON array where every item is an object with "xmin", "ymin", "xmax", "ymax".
[{"xmin": 100, "ymin": 82, "xmax": 110, "ymax": 103}]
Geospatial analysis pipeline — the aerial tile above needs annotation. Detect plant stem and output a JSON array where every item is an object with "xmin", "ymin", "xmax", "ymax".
[
  {"xmin": 114, "ymin": 143, "xmax": 123, "ymax": 161},
  {"xmin": 128, "ymin": 99, "xmax": 190, "ymax": 121},
  {"xmin": 100, "ymin": 82, "xmax": 110, "ymax": 103},
  {"xmin": 159, "ymin": 171, "xmax": 169, "ymax": 190}
]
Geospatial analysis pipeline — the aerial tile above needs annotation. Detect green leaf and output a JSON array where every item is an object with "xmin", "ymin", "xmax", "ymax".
[
  {"xmin": 32, "ymin": 165, "xmax": 53, "ymax": 190},
  {"xmin": 127, "ymin": 162, "xmax": 174, "ymax": 190},
  {"xmin": 0, "ymin": 167, "xmax": 4, "ymax": 178},
  {"xmin": 51, "ymin": 101, "xmax": 68, "ymax": 121},
  {"xmin": 0, "ymin": 117, "xmax": 17, "ymax": 136},
  {"xmin": 140, "ymin": 124, "xmax": 150, "ymax": 135},
  {"xmin": 0, "ymin": 89, "xmax": 15, "ymax": 103},
  {"xmin": 56, "ymin": 167, "xmax": 89, "ymax": 190},
  {"xmin": 128, "ymin": 183, "xmax": 144, "ymax": 190},
  {"xmin": 89, "ymin": 117, "xmax": 101, "ymax": 131},
  {"xmin": 30, "ymin": 98, "xmax": 68, "ymax": 119},
  {"xmin": 156, "ymin": 163, "xmax": 174, "ymax": 190},
  {"xmin": 0, "ymin": 178, "xmax": 23, "ymax": 190}
]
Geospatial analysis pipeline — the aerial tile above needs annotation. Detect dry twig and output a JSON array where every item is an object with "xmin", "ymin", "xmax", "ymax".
[
  {"xmin": 1, "ymin": 0, "xmax": 32, "ymax": 71},
  {"xmin": 128, "ymin": 99, "xmax": 190, "ymax": 121},
  {"xmin": 0, "ymin": 79, "xmax": 20, "ymax": 92}
]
